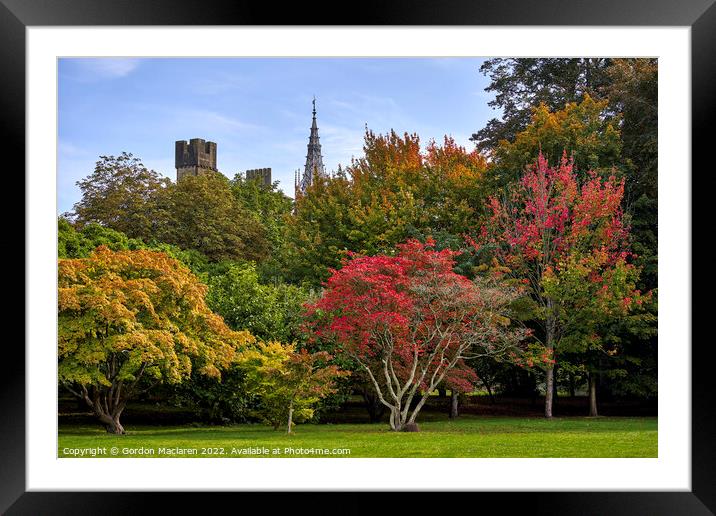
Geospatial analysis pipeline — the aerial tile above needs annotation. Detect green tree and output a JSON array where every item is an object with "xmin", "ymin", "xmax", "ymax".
[
  {"xmin": 167, "ymin": 365, "xmax": 257, "ymax": 424},
  {"xmin": 471, "ymin": 58, "xmax": 612, "ymax": 153},
  {"xmin": 281, "ymin": 169, "xmax": 353, "ymax": 286},
  {"xmin": 58, "ymin": 217, "xmax": 141, "ymax": 258},
  {"xmin": 58, "ymin": 217, "xmax": 210, "ymax": 275},
  {"xmin": 58, "ymin": 246, "xmax": 254, "ymax": 434},
  {"xmin": 157, "ymin": 171, "xmax": 269, "ymax": 263},
  {"xmin": 206, "ymin": 262, "xmax": 311, "ymax": 343},
  {"xmin": 541, "ymin": 250, "xmax": 651, "ymax": 416},
  {"xmin": 230, "ymin": 174, "xmax": 294, "ymax": 281},
  {"xmin": 239, "ymin": 341, "xmax": 349, "ymax": 433},
  {"xmin": 601, "ymin": 58, "xmax": 658, "ymax": 202},
  {"xmin": 601, "ymin": 58, "xmax": 658, "ymax": 290},
  {"xmin": 70, "ymin": 153, "xmax": 170, "ymax": 240}
]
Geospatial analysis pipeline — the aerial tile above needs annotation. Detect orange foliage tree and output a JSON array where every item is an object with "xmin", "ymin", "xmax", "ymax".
[{"xmin": 283, "ymin": 130, "xmax": 490, "ymax": 286}]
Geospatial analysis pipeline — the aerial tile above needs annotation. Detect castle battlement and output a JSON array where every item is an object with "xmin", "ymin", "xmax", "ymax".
[
  {"xmin": 246, "ymin": 168, "xmax": 272, "ymax": 186},
  {"xmin": 175, "ymin": 138, "xmax": 217, "ymax": 181}
]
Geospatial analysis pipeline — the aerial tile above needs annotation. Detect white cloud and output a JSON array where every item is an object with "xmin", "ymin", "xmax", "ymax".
[
  {"xmin": 319, "ymin": 123, "xmax": 365, "ymax": 170},
  {"xmin": 194, "ymin": 110, "xmax": 263, "ymax": 133},
  {"xmin": 122, "ymin": 103, "xmax": 266, "ymax": 138},
  {"xmin": 72, "ymin": 58, "xmax": 140, "ymax": 80}
]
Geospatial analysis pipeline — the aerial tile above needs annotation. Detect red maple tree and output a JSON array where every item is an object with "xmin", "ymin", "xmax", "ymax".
[
  {"xmin": 475, "ymin": 152, "xmax": 632, "ymax": 418},
  {"xmin": 305, "ymin": 239, "xmax": 527, "ymax": 431}
]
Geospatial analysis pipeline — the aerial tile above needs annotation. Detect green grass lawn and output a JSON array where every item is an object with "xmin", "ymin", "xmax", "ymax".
[{"xmin": 58, "ymin": 416, "xmax": 657, "ymax": 458}]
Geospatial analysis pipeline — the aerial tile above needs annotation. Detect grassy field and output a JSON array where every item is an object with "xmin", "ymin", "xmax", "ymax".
[{"xmin": 58, "ymin": 416, "xmax": 657, "ymax": 458}]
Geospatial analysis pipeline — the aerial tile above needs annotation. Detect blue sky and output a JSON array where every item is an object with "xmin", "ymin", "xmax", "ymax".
[{"xmin": 58, "ymin": 57, "xmax": 496, "ymax": 213}]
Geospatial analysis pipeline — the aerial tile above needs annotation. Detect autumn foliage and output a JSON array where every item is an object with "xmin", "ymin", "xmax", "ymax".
[
  {"xmin": 476, "ymin": 152, "xmax": 641, "ymax": 417},
  {"xmin": 58, "ymin": 246, "xmax": 253, "ymax": 433},
  {"xmin": 282, "ymin": 130, "xmax": 490, "ymax": 285},
  {"xmin": 305, "ymin": 239, "xmax": 527, "ymax": 431},
  {"xmin": 57, "ymin": 58, "xmax": 659, "ymax": 433},
  {"xmin": 239, "ymin": 341, "xmax": 349, "ymax": 433},
  {"xmin": 480, "ymin": 152, "xmax": 628, "ymax": 267}
]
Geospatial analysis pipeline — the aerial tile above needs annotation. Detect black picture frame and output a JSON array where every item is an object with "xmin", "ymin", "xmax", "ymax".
[{"xmin": 3, "ymin": 0, "xmax": 714, "ymax": 514}]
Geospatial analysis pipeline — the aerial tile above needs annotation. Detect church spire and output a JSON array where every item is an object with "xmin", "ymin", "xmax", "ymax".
[{"xmin": 297, "ymin": 96, "xmax": 325, "ymax": 197}]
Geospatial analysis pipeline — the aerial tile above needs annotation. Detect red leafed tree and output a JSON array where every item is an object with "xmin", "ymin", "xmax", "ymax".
[
  {"xmin": 305, "ymin": 239, "xmax": 527, "ymax": 431},
  {"xmin": 477, "ymin": 152, "xmax": 631, "ymax": 418}
]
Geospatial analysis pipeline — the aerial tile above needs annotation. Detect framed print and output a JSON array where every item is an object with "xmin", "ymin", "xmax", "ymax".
[{"xmin": 3, "ymin": 0, "xmax": 715, "ymax": 513}]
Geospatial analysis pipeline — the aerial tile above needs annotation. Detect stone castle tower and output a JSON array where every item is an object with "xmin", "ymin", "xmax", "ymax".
[
  {"xmin": 246, "ymin": 167, "xmax": 272, "ymax": 186},
  {"xmin": 175, "ymin": 138, "xmax": 217, "ymax": 181},
  {"xmin": 295, "ymin": 98, "xmax": 325, "ymax": 197}
]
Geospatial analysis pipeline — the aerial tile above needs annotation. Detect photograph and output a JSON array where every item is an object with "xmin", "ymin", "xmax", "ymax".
[
  {"xmin": 3, "ymin": 0, "xmax": 713, "ymax": 507},
  {"xmin": 56, "ymin": 56, "xmax": 659, "ymax": 459}
]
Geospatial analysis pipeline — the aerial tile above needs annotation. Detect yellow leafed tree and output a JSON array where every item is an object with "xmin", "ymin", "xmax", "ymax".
[{"xmin": 58, "ymin": 246, "xmax": 254, "ymax": 434}]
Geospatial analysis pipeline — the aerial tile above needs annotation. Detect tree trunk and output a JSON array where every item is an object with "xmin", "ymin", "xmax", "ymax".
[
  {"xmin": 287, "ymin": 400, "xmax": 294, "ymax": 434},
  {"xmin": 390, "ymin": 407, "xmax": 404, "ymax": 431},
  {"xmin": 588, "ymin": 373, "xmax": 598, "ymax": 417},
  {"xmin": 82, "ymin": 386, "xmax": 127, "ymax": 435},
  {"xmin": 105, "ymin": 416, "xmax": 125, "ymax": 435},
  {"xmin": 449, "ymin": 391, "xmax": 459, "ymax": 419},
  {"xmin": 483, "ymin": 381, "xmax": 495, "ymax": 404},
  {"xmin": 361, "ymin": 388, "xmax": 385, "ymax": 423},
  {"xmin": 544, "ymin": 366, "xmax": 554, "ymax": 418},
  {"xmin": 569, "ymin": 373, "xmax": 576, "ymax": 398},
  {"xmin": 544, "ymin": 307, "xmax": 556, "ymax": 419}
]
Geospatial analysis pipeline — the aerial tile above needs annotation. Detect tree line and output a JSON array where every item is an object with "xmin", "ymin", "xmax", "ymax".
[{"xmin": 57, "ymin": 58, "xmax": 657, "ymax": 433}]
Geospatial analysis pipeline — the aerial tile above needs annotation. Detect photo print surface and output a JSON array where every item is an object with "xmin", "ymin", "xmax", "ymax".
[{"xmin": 57, "ymin": 57, "xmax": 658, "ymax": 458}]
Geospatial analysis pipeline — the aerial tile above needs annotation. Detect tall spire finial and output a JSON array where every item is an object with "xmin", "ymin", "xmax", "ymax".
[{"xmin": 297, "ymin": 96, "xmax": 325, "ymax": 197}]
